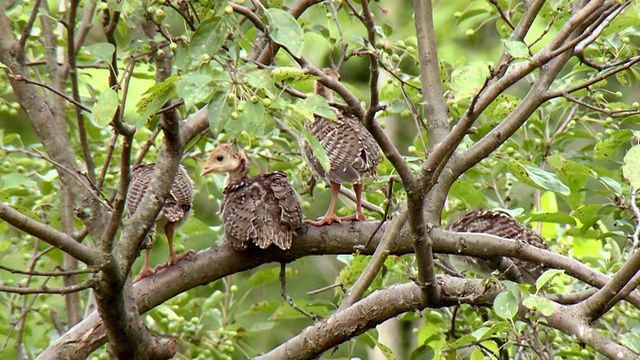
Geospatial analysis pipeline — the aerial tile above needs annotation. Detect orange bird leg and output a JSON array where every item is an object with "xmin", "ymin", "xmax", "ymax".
[
  {"xmin": 340, "ymin": 183, "xmax": 366, "ymax": 222},
  {"xmin": 306, "ymin": 182, "xmax": 342, "ymax": 226},
  {"xmin": 156, "ymin": 222, "xmax": 194, "ymax": 271},
  {"xmin": 134, "ymin": 248, "xmax": 155, "ymax": 282}
]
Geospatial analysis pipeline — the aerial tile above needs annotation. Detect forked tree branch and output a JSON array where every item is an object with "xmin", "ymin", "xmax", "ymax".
[{"xmin": 38, "ymin": 221, "xmax": 640, "ymax": 359}]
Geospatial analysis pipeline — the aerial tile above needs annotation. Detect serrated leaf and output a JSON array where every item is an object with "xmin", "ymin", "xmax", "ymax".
[
  {"xmin": 623, "ymin": 145, "xmax": 640, "ymax": 189},
  {"xmin": 594, "ymin": 129, "xmax": 633, "ymax": 159},
  {"xmin": 266, "ymin": 9, "xmax": 304, "ymax": 57},
  {"xmin": 493, "ymin": 291, "xmax": 519, "ymax": 320},
  {"xmin": 136, "ymin": 75, "xmax": 179, "ymax": 125},
  {"xmin": 523, "ymin": 164, "xmax": 570, "ymax": 195},
  {"xmin": 502, "ymin": 40, "xmax": 530, "ymax": 59},
  {"xmin": 93, "ymin": 88, "xmax": 119, "ymax": 126},
  {"xmin": 535, "ymin": 269, "xmax": 564, "ymax": 291},
  {"xmin": 272, "ymin": 67, "xmax": 306, "ymax": 82},
  {"xmin": 84, "ymin": 43, "xmax": 115, "ymax": 64},
  {"xmin": 522, "ymin": 295, "xmax": 554, "ymax": 316},
  {"xmin": 451, "ymin": 63, "xmax": 491, "ymax": 100}
]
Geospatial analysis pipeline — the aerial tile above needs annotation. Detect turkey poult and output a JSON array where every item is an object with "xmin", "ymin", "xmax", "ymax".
[
  {"xmin": 303, "ymin": 69, "xmax": 380, "ymax": 226},
  {"xmin": 127, "ymin": 163, "xmax": 194, "ymax": 281},
  {"xmin": 200, "ymin": 144, "xmax": 304, "ymax": 251},
  {"xmin": 446, "ymin": 210, "xmax": 548, "ymax": 284}
]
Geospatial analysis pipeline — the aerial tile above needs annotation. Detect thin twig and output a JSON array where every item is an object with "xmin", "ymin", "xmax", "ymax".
[
  {"xmin": 13, "ymin": 75, "xmax": 91, "ymax": 113},
  {"xmin": 279, "ymin": 263, "xmax": 319, "ymax": 320},
  {"xmin": 0, "ymin": 264, "xmax": 99, "ymax": 276},
  {"xmin": 306, "ymin": 282, "xmax": 346, "ymax": 296},
  {"xmin": 0, "ymin": 279, "xmax": 95, "ymax": 295},
  {"xmin": 628, "ymin": 188, "xmax": 640, "ymax": 257}
]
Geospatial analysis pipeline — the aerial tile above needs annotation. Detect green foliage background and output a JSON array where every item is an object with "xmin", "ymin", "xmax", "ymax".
[{"xmin": 1, "ymin": 0, "xmax": 640, "ymax": 359}]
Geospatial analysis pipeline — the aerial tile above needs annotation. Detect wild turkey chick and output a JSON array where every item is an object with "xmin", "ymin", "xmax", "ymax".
[
  {"xmin": 127, "ymin": 163, "xmax": 194, "ymax": 281},
  {"xmin": 201, "ymin": 144, "xmax": 304, "ymax": 251},
  {"xmin": 302, "ymin": 68, "xmax": 380, "ymax": 226}
]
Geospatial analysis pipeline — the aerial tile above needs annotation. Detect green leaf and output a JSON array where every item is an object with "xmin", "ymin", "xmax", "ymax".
[
  {"xmin": 176, "ymin": 74, "xmax": 214, "ymax": 109},
  {"xmin": 623, "ymin": 145, "xmax": 640, "ymax": 189},
  {"xmin": 84, "ymin": 43, "xmax": 115, "ymax": 64},
  {"xmin": 451, "ymin": 62, "xmax": 491, "ymax": 100},
  {"xmin": 301, "ymin": 95, "xmax": 337, "ymax": 121},
  {"xmin": 301, "ymin": 127, "xmax": 331, "ymax": 175},
  {"xmin": 207, "ymin": 92, "xmax": 228, "ymax": 135},
  {"xmin": 536, "ymin": 269, "xmax": 564, "ymax": 291},
  {"xmin": 93, "ymin": 88, "xmax": 119, "ymax": 126},
  {"xmin": 502, "ymin": 40, "xmax": 530, "ymax": 59},
  {"xmin": 364, "ymin": 332, "xmax": 396, "ymax": 360},
  {"xmin": 594, "ymin": 129, "xmax": 633, "ymax": 159},
  {"xmin": 248, "ymin": 265, "xmax": 296, "ymax": 288},
  {"xmin": 523, "ymin": 164, "xmax": 570, "ymax": 195},
  {"xmin": 266, "ymin": 9, "xmax": 304, "ymax": 57},
  {"xmin": 493, "ymin": 291, "xmax": 519, "ymax": 320},
  {"xmin": 527, "ymin": 212, "xmax": 576, "ymax": 226},
  {"xmin": 522, "ymin": 295, "xmax": 554, "ymax": 316},
  {"xmin": 272, "ymin": 66, "xmax": 307, "ymax": 83},
  {"xmin": 135, "ymin": 75, "xmax": 179, "ymax": 125},
  {"xmin": 190, "ymin": 18, "xmax": 229, "ymax": 58}
]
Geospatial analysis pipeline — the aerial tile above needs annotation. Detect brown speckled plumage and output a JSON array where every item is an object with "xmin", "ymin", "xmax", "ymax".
[
  {"xmin": 201, "ymin": 144, "xmax": 303, "ymax": 251},
  {"xmin": 127, "ymin": 163, "xmax": 194, "ymax": 280},
  {"xmin": 304, "ymin": 109, "xmax": 379, "ymax": 185},
  {"xmin": 447, "ymin": 210, "xmax": 548, "ymax": 284},
  {"xmin": 302, "ymin": 69, "xmax": 380, "ymax": 226}
]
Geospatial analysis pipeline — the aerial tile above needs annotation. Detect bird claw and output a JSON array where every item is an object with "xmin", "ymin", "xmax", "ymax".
[
  {"xmin": 134, "ymin": 266, "xmax": 155, "ymax": 282},
  {"xmin": 169, "ymin": 249, "xmax": 195, "ymax": 266},
  {"xmin": 155, "ymin": 250, "xmax": 196, "ymax": 272},
  {"xmin": 339, "ymin": 210, "xmax": 367, "ymax": 222},
  {"xmin": 306, "ymin": 214, "xmax": 342, "ymax": 226}
]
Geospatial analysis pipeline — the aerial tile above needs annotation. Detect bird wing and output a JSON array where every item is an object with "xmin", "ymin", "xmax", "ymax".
[
  {"xmin": 259, "ymin": 172, "xmax": 303, "ymax": 250},
  {"xmin": 162, "ymin": 165, "xmax": 194, "ymax": 223},
  {"xmin": 448, "ymin": 210, "xmax": 548, "ymax": 283},
  {"xmin": 221, "ymin": 180, "xmax": 256, "ymax": 251},
  {"xmin": 305, "ymin": 109, "xmax": 380, "ymax": 184},
  {"xmin": 222, "ymin": 173, "xmax": 303, "ymax": 251}
]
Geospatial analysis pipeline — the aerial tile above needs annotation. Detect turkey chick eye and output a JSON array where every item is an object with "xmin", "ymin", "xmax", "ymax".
[{"xmin": 216, "ymin": 155, "xmax": 224, "ymax": 162}]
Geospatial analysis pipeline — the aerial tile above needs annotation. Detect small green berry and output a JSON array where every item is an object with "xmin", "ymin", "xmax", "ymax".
[
  {"xmin": 224, "ymin": 6, "xmax": 233, "ymax": 14},
  {"xmin": 231, "ymin": 112, "xmax": 239, "ymax": 120}
]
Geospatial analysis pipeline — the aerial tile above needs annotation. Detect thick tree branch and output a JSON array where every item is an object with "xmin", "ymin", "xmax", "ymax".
[
  {"xmin": 256, "ymin": 278, "xmax": 498, "ymax": 360},
  {"xmin": 579, "ymin": 248, "xmax": 640, "ymax": 320},
  {"xmin": 413, "ymin": 0, "xmax": 449, "ymax": 148},
  {"xmin": 0, "ymin": 202, "xmax": 105, "ymax": 266},
  {"xmin": 39, "ymin": 220, "xmax": 640, "ymax": 359},
  {"xmin": 544, "ymin": 303, "xmax": 638, "ymax": 358}
]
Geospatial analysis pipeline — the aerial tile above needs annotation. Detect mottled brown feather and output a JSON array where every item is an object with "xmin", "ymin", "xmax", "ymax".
[
  {"xmin": 126, "ymin": 163, "xmax": 194, "ymax": 247},
  {"xmin": 303, "ymin": 72, "xmax": 380, "ymax": 185},
  {"xmin": 221, "ymin": 171, "xmax": 303, "ymax": 251},
  {"xmin": 447, "ymin": 210, "xmax": 548, "ymax": 284}
]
